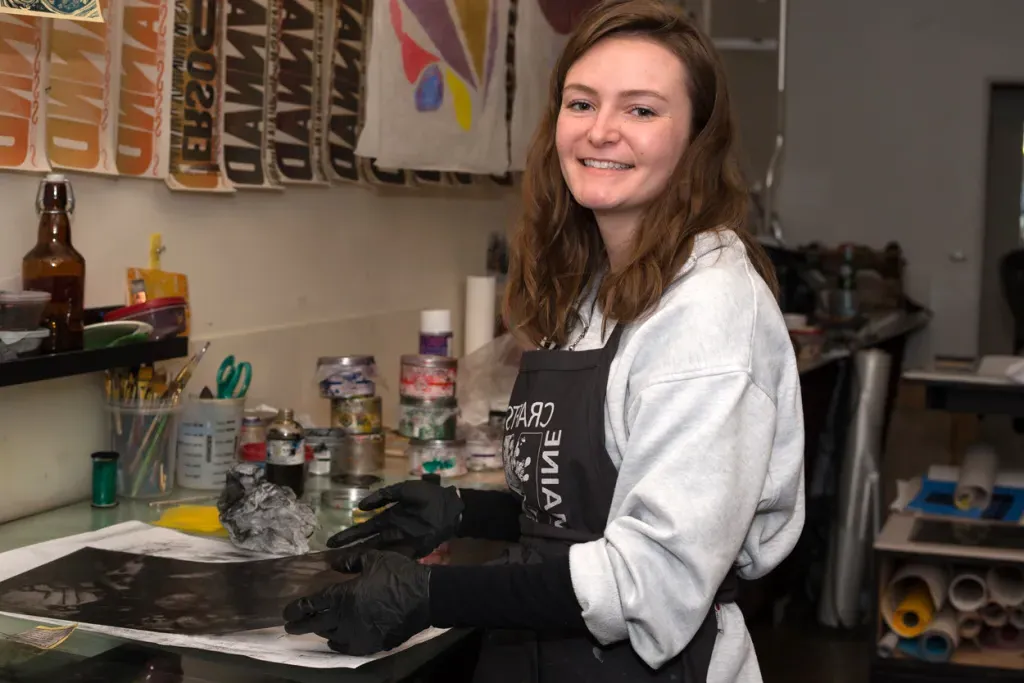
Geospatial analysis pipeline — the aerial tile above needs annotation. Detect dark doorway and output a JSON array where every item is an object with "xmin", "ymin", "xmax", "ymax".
[{"xmin": 979, "ymin": 84, "xmax": 1024, "ymax": 355}]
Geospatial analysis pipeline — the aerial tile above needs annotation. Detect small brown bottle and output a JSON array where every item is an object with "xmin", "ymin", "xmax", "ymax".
[{"xmin": 22, "ymin": 174, "xmax": 86, "ymax": 353}]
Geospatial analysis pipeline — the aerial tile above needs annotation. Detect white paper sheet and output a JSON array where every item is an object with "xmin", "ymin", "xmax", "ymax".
[
  {"xmin": 0, "ymin": 521, "xmax": 448, "ymax": 669},
  {"xmin": 356, "ymin": 0, "xmax": 510, "ymax": 174}
]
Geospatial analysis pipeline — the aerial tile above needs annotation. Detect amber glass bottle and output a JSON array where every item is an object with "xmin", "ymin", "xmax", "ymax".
[{"xmin": 22, "ymin": 174, "xmax": 86, "ymax": 353}]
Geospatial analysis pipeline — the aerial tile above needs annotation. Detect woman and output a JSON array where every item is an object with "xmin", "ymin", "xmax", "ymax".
[{"xmin": 283, "ymin": 1, "xmax": 805, "ymax": 680}]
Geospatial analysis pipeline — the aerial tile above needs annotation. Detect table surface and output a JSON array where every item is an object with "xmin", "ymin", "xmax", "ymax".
[{"xmin": 0, "ymin": 455, "xmax": 506, "ymax": 683}]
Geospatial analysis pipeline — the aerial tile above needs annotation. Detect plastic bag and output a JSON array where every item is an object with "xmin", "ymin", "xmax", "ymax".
[{"xmin": 456, "ymin": 332, "xmax": 521, "ymax": 427}]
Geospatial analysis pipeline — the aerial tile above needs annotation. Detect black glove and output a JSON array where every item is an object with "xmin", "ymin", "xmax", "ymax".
[
  {"xmin": 326, "ymin": 480, "xmax": 464, "ymax": 558},
  {"xmin": 282, "ymin": 549, "xmax": 431, "ymax": 656}
]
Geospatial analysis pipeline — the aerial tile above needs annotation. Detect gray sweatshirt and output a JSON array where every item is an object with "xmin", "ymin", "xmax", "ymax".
[{"xmin": 567, "ymin": 230, "xmax": 806, "ymax": 682}]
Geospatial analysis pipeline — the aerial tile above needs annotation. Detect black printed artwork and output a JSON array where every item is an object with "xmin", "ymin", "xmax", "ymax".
[
  {"xmin": 222, "ymin": 0, "xmax": 275, "ymax": 188},
  {"xmin": 0, "ymin": 547, "xmax": 351, "ymax": 636}
]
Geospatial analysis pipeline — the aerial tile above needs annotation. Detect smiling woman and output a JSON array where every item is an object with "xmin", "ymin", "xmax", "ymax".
[
  {"xmin": 506, "ymin": 0, "xmax": 777, "ymax": 348},
  {"xmin": 284, "ymin": 3, "xmax": 805, "ymax": 682}
]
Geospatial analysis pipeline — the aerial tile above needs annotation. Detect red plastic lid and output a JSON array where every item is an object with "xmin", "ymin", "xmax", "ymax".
[{"xmin": 106, "ymin": 296, "xmax": 187, "ymax": 322}]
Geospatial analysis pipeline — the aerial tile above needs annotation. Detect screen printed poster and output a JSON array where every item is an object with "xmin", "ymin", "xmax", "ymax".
[
  {"xmin": 219, "ymin": 0, "xmax": 281, "ymax": 190},
  {"xmin": 46, "ymin": 0, "xmax": 121, "ymax": 175},
  {"xmin": 0, "ymin": 12, "xmax": 50, "ymax": 172},
  {"xmin": 116, "ymin": 0, "xmax": 174, "ymax": 178},
  {"xmin": 0, "ymin": 0, "xmax": 102, "ymax": 22},
  {"xmin": 272, "ymin": 0, "xmax": 329, "ymax": 185},
  {"xmin": 166, "ymin": 0, "xmax": 232, "ymax": 192},
  {"xmin": 0, "ymin": 546, "xmax": 353, "ymax": 635},
  {"xmin": 321, "ymin": 0, "xmax": 364, "ymax": 185}
]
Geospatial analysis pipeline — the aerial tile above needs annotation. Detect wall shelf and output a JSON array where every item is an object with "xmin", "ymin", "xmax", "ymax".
[{"xmin": 0, "ymin": 337, "xmax": 189, "ymax": 389}]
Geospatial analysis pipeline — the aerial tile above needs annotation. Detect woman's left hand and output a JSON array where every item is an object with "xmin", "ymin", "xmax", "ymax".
[{"xmin": 282, "ymin": 549, "xmax": 431, "ymax": 656}]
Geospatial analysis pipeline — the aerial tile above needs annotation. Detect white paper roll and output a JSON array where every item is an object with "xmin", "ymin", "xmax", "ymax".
[
  {"xmin": 919, "ymin": 606, "xmax": 959, "ymax": 662},
  {"xmin": 956, "ymin": 611, "xmax": 982, "ymax": 640},
  {"xmin": 464, "ymin": 275, "xmax": 497, "ymax": 357},
  {"xmin": 876, "ymin": 631, "xmax": 899, "ymax": 658},
  {"xmin": 954, "ymin": 442, "xmax": 999, "ymax": 511},
  {"xmin": 987, "ymin": 565, "xmax": 1024, "ymax": 607},
  {"xmin": 948, "ymin": 571, "xmax": 988, "ymax": 612},
  {"xmin": 1010, "ymin": 607, "xmax": 1024, "ymax": 629}
]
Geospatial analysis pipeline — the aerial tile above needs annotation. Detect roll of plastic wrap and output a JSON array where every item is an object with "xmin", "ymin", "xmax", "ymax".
[
  {"xmin": 919, "ymin": 607, "xmax": 958, "ymax": 663},
  {"xmin": 987, "ymin": 565, "xmax": 1024, "ymax": 607},
  {"xmin": 819, "ymin": 349, "xmax": 890, "ymax": 628},
  {"xmin": 1010, "ymin": 607, "xmax": 1024, "ymax": 629},
  {"xmin": 948, "ymin": 570, "xmax": 988, "ymax": 612},
  {"xmin": 956, "ymin": 610, "xmax": 982, "ymax": 640},
  {"xmin": 464, "ymin": 275, "xmax": 497, "ymax": 356},
  {"xmin": 954, "ymin": 442, "xmax": 999, "ymax": 511},
  {"xmin": 981, "ymin": 602, "xmax": 1008, "ymax": 627},
  {"xmin": 876, "ymin": 631, "xmax": 899, "ymax": 658}
]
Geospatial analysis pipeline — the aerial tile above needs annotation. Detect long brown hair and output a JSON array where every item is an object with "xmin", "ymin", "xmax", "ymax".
[{"xmin": 503, "ymin": 0, "xmax": 778, "ymax": 348}]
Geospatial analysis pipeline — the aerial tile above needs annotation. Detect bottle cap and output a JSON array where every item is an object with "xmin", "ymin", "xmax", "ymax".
[
  {"xmin": 91, "ymin": 451, "xmax": 119, "ymax": 461},
  {"xmin": 420, "ymin": 309, "xmax": 451, "ymax": 334},
  {"xmin": 45, "ymin": 173, "xmax": 66, "ymax": 183}
]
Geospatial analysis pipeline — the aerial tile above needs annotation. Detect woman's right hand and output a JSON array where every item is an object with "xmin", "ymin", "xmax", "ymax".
[{"xmin": 326, "ymin": 480, "xmax": 465, "ymax": 558}]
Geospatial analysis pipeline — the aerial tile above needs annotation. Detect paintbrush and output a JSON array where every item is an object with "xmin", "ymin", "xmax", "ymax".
[{"xmin": 163, "ymin": 341, "xmax": 211, "ymax": 401}]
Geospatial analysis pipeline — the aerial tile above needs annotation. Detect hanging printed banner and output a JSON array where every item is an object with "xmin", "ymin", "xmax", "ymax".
[
  {"xmin": 412, "ymin": 169, "xmax": 448, "ymax": 187},
  {"xmin": 46, "ymin": 0, "xmax": 122, "ymax": 174},
  {"xmin": 323, "ymin": 0, "xmax": 364, "ymax": 184},
  {"xmin": 117, "ymin": 0, "xmax": 174, "ymax": 178},
  {"xmin": 166, "ymin": 0, "xmax": 232, "ymax": 192},
  {"xmin": 0, "ymin": 12, "xmax": 49, "ymax": 171},
  {"xmin": 360, "ymin": 156, "xmax": 411, "ymax": 187},
  {"xmin": 0, "ymin": 0, "xmax": 102, "ymax": 22},
  {"xmin": 220, "ymin": 0, "xmax": 281, "ymax": 189},
  {"xmin": 355, "ymin": 0, "xmax": 511, "ymax": 174},
  {"xmin": 509, "ymin": 0, "xmax": 600, "ymax": 170},
  {"xmin": 272, "ymin": 0, "xmax": 328, "ymax": 184}
]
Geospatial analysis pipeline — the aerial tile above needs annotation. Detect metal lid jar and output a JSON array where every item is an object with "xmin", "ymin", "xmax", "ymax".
[
  {"xmin": 406, "ymin": 437, "xmax": 467, "ymax": 478},
  {"xmin": 399, "ymin": 354, "xmax": 457, "ymax": 400},
  {"xmin": 317, "ymin": 355, "xmax": 377, "ymax": 399}
]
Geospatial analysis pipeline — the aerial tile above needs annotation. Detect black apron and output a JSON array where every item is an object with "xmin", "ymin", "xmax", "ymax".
[{"xmin": 475, "ymin": 322, "xmax": 738, "ymax": 683}]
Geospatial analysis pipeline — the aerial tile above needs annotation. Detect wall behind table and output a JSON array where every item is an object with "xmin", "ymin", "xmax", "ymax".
[
  {"xmin": 776, "ymin": 0, "xmax": 1024, "ymax": 362},
  {"xmin": 0, "ymin": 172, "xmax": 520, "ymax": 524}
]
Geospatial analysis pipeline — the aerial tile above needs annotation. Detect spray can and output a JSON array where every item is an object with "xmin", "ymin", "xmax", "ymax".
[{"xmin": 265, "ymin": 409, "xmax": 306, "ymax": 497}]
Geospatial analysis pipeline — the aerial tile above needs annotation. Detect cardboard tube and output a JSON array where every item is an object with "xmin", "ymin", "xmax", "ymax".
[
  {"xmin": 876, "ymin": 631, "xmax": 898, "ymax": 658},
  {"xmin": 987, "ymin": 565, "xmax": 1024, "ymax": 607},
  {"xmin": 954, "ymin": 442, "xmax": 998, "ymax": 511},
  {"xmin": 882, "ymin": 564, "xmax": 948, "ymax": 636},
  {"xmin": 948, "ymin": 571, "xmax": 988, "ymax": 612},
  {"xmin": 919, "ymin": 607, "xmax": 958, "ymax": 662},
  {"xmin": 956, "ymin": 611, "xmax": 983, "ymax": 640},
  {"xmin": 981, "ymin": 602, "xmax": 1008, "ymax": 627}
]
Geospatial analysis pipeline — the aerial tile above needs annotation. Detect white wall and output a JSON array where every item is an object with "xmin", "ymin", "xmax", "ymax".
[
  {"xmin": 776, "ymin": 0, "xmax": 1024, "ymax": 360},
  {"xmin": 0, "ymin": 172, "xmax": 518, "ymax": 522}
]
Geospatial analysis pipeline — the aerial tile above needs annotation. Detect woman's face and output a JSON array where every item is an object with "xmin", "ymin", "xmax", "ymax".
[{"xmin": 555, "ymin": 36, "xmax": 692, "ymax": 224}]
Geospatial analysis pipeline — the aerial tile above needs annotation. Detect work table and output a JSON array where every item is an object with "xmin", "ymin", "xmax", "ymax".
[{"xmin": 0, "ymin": 454, "xmax": 506, "ymax": 683}]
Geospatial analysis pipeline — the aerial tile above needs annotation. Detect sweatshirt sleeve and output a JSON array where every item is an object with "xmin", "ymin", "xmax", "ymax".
[{"xmin": 568, "ymin": 369, "xmax": 805, "ymax": 669}]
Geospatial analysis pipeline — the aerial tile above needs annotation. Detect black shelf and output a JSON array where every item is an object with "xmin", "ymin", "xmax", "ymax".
[{"xmin": 0, "ymin": 336, "xmax": 189, "ymax": 388}]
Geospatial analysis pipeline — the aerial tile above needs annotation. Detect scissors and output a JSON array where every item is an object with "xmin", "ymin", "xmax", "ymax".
[{"xmin": 216, "ymin": 355, "xmax": 252, "ymax": 399}]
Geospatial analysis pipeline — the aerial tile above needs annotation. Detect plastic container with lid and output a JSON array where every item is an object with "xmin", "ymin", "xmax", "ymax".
[
  {"xmin": 105, "ymin": 297, "xmax": 187, "ymax": 340},
  {"xmin": 0, "ymin": 329, "xmax": 48, "ymax": 361},
  {"xmin": 0, "ymin": 290, "xmax": 50, "ymax": 331}
]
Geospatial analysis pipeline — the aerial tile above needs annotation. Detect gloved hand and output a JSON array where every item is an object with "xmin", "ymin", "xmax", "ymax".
[
  {"xmin": 326, "ymin": 480, "xmax": 464, "ymax": 558},
  {"xmin": 282, "ymin": 549, "xmax": 431, "ymax": 656}
]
